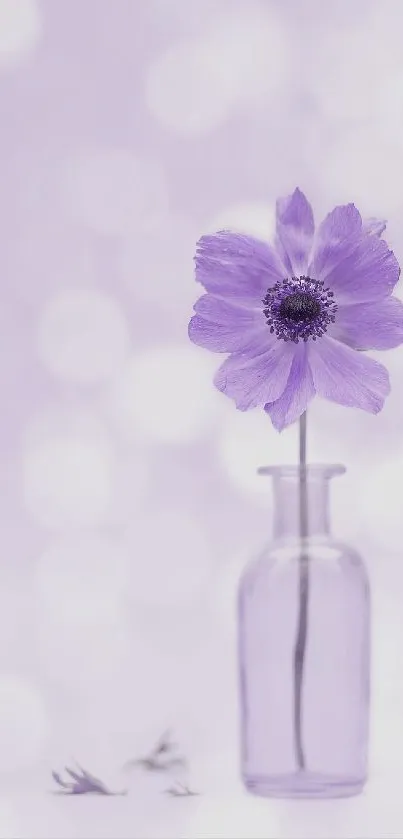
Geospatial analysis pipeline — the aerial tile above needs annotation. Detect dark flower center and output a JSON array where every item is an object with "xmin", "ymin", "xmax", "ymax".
[
  {"xmin": 262, "ymin": 275, "xmax": 338, "ymax": 343},
  {"xmin": 278, "ymin": 292, "xmax": 321, "ymax": 324}
]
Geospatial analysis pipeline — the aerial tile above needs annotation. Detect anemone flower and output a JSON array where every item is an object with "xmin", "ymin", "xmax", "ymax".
[
  {"xmin": 188, "ymin": 188, "xmax": 403, "ymax": 784},
  {"xmin": 188, "ymin": 189, "xmax": 403, "ymax": 431}
]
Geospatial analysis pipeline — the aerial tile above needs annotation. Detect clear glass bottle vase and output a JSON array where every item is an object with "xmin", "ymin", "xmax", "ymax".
[{"xmin": 238, "ymin": 464, "xmax": 370, "ymax": 799}]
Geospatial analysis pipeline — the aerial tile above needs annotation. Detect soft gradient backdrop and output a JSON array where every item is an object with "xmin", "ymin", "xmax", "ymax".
[{"xmin": 0, "ymin": 0, "xmax": 403, "ymax": 836}]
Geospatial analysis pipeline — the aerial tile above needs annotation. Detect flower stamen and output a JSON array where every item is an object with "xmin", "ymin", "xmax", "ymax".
[{"xmin": 262, "ymin": 275, "xmax": 338, "ymax": 343}]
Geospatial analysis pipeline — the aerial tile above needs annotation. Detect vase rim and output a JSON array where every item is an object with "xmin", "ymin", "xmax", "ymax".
[{"xmin": 257, "ymin": 463, "xmax": 346, "ymax": 478}]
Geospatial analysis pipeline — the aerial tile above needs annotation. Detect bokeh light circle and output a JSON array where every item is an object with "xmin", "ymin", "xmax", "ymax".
[
  {"xmin": 120, "ymin": 213, "xmax": 199, "ymax": 311},
  {"xmin": 317, "ymin": 130, "xmax": 403, "ymax": 216},
  {"xmin": 37, "ymin": 289, "xmax": 131, "ymax": 384},
  {"xmin": 23, "ymin": 432, "xmax": 113, "ymax": 529},
  {"xmin": 355, "ymin": 455, "xmax": 403, "ymax": 552},
  {"xmin": 206, "ymin": 201, "xmax": 276, "ymax": 241},
  {"xmin": 204, "ymin": 6, "xmax": 290, "ymax": 108},
  {"xmin": 111, "ymin": 345, "xmax": 224, "ymax": 444},
  {"xmin": 124, "ymin": 509, "xmax": 214, "ymax": 606},
  {"xmin": 36, "ymin": 534, "xmax": 130, "ymax": 625},
  {"xmin": 63, "ymin": 148, "xmax": 169, "ymax": 236},
  {"xmin": 145, "ymin": 39, "xmax": 235, "ymax": 136},
  {"xmin": 217, "ymin": 408, "xmax": 297, "ymax": 501},
  {"xmin": 145, "ymin": 6, "xmax": 289, "ymax": 134},
  {"xmin": 0, "ymin": 0, "xmax": 41, "ymax": 68}
]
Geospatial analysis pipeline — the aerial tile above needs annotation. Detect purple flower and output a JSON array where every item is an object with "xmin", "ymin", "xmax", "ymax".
[{"xmin": 188, "ymin": 189, "xmax": 403, "ymax": 430}]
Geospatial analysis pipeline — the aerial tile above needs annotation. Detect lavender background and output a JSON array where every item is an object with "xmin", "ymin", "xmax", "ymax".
[{"xmin": 0, "ymin": 0, "xmax": 403, "ymax": 836}]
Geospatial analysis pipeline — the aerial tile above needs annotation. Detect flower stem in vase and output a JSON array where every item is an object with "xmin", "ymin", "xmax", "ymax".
[{"xmin": 293, "ymin": 410, "xmax": 309, "ymax": 771}]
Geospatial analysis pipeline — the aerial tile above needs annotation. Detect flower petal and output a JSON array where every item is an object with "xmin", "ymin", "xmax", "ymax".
[
  {"xmin": 308, "ymin": 336, "xmax": 390, "ymax": 414},
  {"xmin": 193, "ymin": 293, "xmax": 262, "ymax": 324},
  {"xmin": 188, "ymin": 294, "xmax": 268, "ymax": 353},
  {"xmin": 264, "ymin": 343, "xmax": 315, "ymax": 431},
  {"xmin": 328, "ymin": 296, "xmax": 403, "ymax": 350},
  {"xmin": 213, "ymin": 341, "xmax": 296, "ymax": 411},
  {"xmin": 309, "ymin": 203, "xmax": 362, "ymax": 281},
  {"xmin": 323, "ymin": 234, "xmax": 400, "ymax": 304},
  {"xmin": 195, "ymin": 231, "xmax": 285, "ymax": 305},
  {"xmin": 362, "ymin": 217, "xmax": 386, "ymax": 237},
  {"xmin": 276, "ymin": 187, "xmax": 315, "ymax": 276}
]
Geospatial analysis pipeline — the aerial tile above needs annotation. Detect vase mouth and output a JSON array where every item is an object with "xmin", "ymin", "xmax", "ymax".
[{"xmin": 257, "ymin": 463, "xmax": 346, "ymax": 479}]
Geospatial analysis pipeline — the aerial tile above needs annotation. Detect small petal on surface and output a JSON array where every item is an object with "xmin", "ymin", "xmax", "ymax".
[
  {"xmin": 188, "ymin": 294, "xmax": 267, "ymax": 353},
  {"xmin": 329, "ymin": 296, "xmax": 403, "ymax": 350},
  {"xmin": 195, "ymin": 231, "xmax": 285, "ymax": 305},
  {"xmin": 309, "ymin": 336, "xmax": 390, "ymax": 414},
  {"xmin": 310, "ymin": 203, "xmax": 363, "ymax": 281},
  {"xmin": 264, "ymin": 343, "xmax": 315, "ymax": 431},
  {"xmin": 362, "ymin": 217, "xmax": 387, "ymax": 237},
  {"xmin": 213, "ymin": 340, "xmax": 295, "ymax": 411},
  {"xmin": 276, "ymin": 187, "xmax": 315, "ymax": 276}
]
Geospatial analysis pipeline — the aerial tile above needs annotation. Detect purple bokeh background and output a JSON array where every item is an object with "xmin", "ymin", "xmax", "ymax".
[{"xmin": 0, "ymin": 1, "xmax": 403, "ymax": 836}]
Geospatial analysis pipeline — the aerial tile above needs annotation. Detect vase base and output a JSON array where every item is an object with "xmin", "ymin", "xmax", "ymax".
[{"xmin": 243, "ymin": 771, "xmax": 365, "ymax": 799}]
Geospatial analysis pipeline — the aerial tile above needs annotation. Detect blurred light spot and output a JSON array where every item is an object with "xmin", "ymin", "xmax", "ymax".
[
  {"xmin": 309, "ymin": 399, "xmax": 374, "ymax": 466},
  {"xmin": 0, "ymin": 0, "xmax": 41, "ymax": 68},
  {"xmin": 62, "ymin": 148, "xmax": 169, "ymax": 236},
  {"xmin": 21, "ymin": 407, "xmax": 146, "ymax": 528},
  {"xmin": 0, "ymin": 580, "xmax": 32, "ymax": 661},
  {"xmin": 355, "ymin": 456, "xmax": 403, "ymax": 552},
  {"xmin": 0, "ymin": 675, "xmax": 48, "ymax": 771},
  {"xmin": 145, "ymin": 40, "xmax": 235, "ymax": 136},
  {"xmin": 311, "ymin": 28, "xmax": 396, "ymax": 123},
  {"xmin": 106, "ymin": 448, "xmax": 150, "ymax": 527},
  {"xmin": 36, "ymin": 535, "xmax": 130, "ymax": 625},
  {"xmin": 22, "ymin": 404, "xmax": 111, "ymax": 448},
  {"xmin": 99, "ymin": 635, "xmax": 200, "ymax": 733},
  {"xmin": 23, "ymin": 430, "xmax": 113, "ymax": 529},
  {"xmin": 148, "ymin": 0, "xmax": 234, "ymax": 35},
  {"xmin": 145, "ymin": 7, "xmax": 289, "ymax": 135},
  {"xmin": 217, "ymin": 408, "xmax": 297, "ymax": 502},
  {"xmin": 6, "ymin": 217, "xmax": 96, "ymax": 308},
  {"xmin": 218, "ymin": 404, "xmax": 364, "ymax": 538},
  {"xmin": 181, "ymin": 793, "xmax": 280, "ymax": 839},
  {"xmin": 111, "ymin": 345, "xmax": 223, "ymax": 444},
  {"xmin": 308, "ymin": 401, "xmax": 376, "ymax": 541},
  {"xmin": 36, "ymin": 617, "xmax": 131, "ymax": 691},
  {"xmin": 376, "ymin": 69, "xmax": 403, "ymax": 147},
  {"xmin": 37, "ymin": 289, "xmax": 130, "ymax": 384},
  {"xmin": 206, "ymin": 201, "xmax": 275, "ymax": 241},
  {"xmin": 120, "ymin": 213, "xmax": 199, "ymax": 311},
  {"xmin": 205, "ymin": 6, "xmax": 289, "ymax": 108},
  {"xmin": 317, "ymin": 129, "xmax": 403, "ymax": 216},
  {"xmin": 124, "ymin": 509, "xmax": 214, "ymax": 606}
]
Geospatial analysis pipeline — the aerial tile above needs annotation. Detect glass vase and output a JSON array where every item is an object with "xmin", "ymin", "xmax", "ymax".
[{"xmin": 238, "ymin": 464, "xmax": 370, "ymax": 799}]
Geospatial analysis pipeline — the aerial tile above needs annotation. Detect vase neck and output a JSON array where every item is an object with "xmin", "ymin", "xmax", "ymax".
[{"xmin": 258, "ymin": 464, "xmax": 345, "ymax": 540}]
